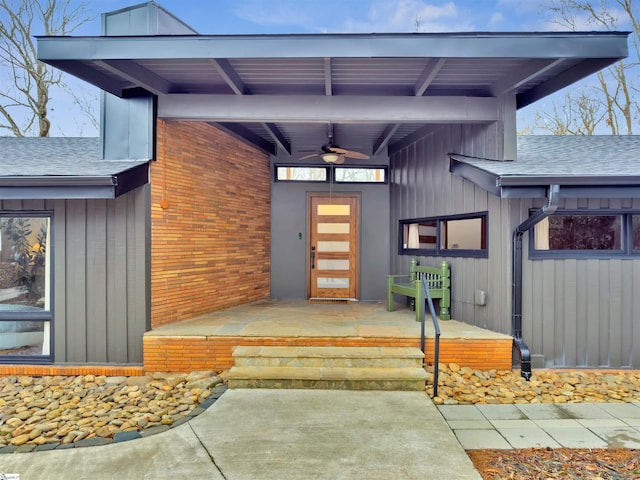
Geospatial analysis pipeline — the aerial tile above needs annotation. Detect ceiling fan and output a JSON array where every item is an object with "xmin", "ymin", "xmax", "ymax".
[{"xmin": 298, "ymin": 134, "xmax": 370, "ymax": 164}]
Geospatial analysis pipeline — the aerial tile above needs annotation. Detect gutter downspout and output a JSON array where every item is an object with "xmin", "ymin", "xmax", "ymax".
[{"xmin": 512, "ymin": 184, "xmax": 560, "ymax": 380}]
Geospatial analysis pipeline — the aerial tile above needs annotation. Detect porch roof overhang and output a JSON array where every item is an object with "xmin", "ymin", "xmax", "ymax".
[
  {"xmin": 449, "ymin": 136, "xmax": 640, "ymax": 199},
  {"xmin": 36, "ymin": 31, "xmax": 629, "ymax": 157}
]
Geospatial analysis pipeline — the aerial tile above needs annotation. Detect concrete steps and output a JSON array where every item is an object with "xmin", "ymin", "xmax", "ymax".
[{"xmin": 227, "ymin": 346, "xmax": 427, "ymax": 391}]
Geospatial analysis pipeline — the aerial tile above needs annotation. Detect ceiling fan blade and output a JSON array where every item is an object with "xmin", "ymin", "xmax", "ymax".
[
  {"xmin": 298, "ymin": 153, "xmax": 320, "ymax": 160},
  {"xmin": 343, "ymin": 150, "xmax": 370, "ymax": 160},
  {"xmin": 335, "ymin": 154, "xmax": 346, "ymax": 164},
  {"xmin": 329, "ymin": 147, "xmax": 349, "ymax": 154}
]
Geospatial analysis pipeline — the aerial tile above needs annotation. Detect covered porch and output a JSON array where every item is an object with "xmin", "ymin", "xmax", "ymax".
[{"xmin": 143, "ymin": 300, "xmax": 512, "ymax": 373}]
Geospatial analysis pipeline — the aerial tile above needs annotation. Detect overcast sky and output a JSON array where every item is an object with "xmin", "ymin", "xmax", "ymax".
[{"xmin": 41, "ymin": 0, "xmax": 633, "ymax": 136}]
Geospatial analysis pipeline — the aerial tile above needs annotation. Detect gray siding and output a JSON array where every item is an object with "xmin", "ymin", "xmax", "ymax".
[
  {"xmin": 521, "ymin": 197, "xmax": 640, "ymax": 368},
  {"xmin": 0, "ymin": 185, "xmax": 150, "ymax": 364},
  {"xmin": 391, "ymin": 123, "xmax": 640, "ymax": 369},
  {"xmin": 390, "ymin": 123, "xmax": 515, "ymax": 336},
  {"xmin": 270, "ymin": 159, "xmax": 390, "ymax": 301}
]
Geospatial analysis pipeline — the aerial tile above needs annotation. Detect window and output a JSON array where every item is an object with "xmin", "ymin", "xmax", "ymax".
[
  {"xmin": 334, "ymin": 167, "xmax": 386, "ymax": 183},
  {"xmin": 0, "ymin": 213, "xmax": 52, "ymax": 363},
  {"xmin": 275, "ymin": 165, "xmax": 387, "ymax": 184},
  {"xmin": 399, "ymin": 212, "xmax": 488, "ymax": 258},
  {"xmin": 276, "ymin": 166, "xmax": 327, "ymax": 182},
  {"xmin": 531, "ymin": 210, "xmax": 640, "ymax": 258}
]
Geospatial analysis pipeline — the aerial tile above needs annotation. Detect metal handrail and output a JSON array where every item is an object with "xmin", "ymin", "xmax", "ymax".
[{"xmin": 420, "ymin": 276, "xmax": 441, "ymax": 397}]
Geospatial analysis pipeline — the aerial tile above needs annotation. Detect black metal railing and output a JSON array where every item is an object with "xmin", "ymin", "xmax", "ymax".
[{"xmin": 420, "ymin": 276, "xmax": 441, "ymax": 397}]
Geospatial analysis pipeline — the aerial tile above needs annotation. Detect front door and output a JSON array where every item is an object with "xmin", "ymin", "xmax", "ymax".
[{"xmin": 308, "ymin": 193, "xmax": 360, "ymax": 300}]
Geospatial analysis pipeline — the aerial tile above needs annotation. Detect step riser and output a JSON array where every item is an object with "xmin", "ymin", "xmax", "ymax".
[
  {"xmin": 228, "ymin": 346, "xmax": 427, "ymax": 391},
  {"xmin": 235, "ymin": 357, "xmax": 423, "ymax": 368},
  {"xmin": 228, "ymin": 379, "xmax": 426, "ymax": 391}
]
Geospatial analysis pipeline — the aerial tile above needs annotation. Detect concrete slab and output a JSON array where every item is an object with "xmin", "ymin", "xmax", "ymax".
[
  {"xmin": 541, "ymin": 427, "xmax": 608, "ymax": 448},
  {"xmin": 476, "ymin": 404, "xmax": 527, "ymax": 420},
  {"xmin": 515, "ymin": 403, "xmax": 571, "ymax": 420},
  {"xmin": 438, "ymin": 405, "xmax": 486, "ymax": 421},
  {"xmin": 446, "ymin": 420, "xmax": 494, "ymax": 430},
  {"xmin": 190, "ymin": 389, "xmax": 481, "ymax": 480},
  {"xmin": 489, "ymin": 419, "xmax": 538, "ymax": 429},
  {"xmin": 497, "ymin": 427, "xmax": 561, "ymax": 449},
  {"xmin": 534, "ymin": 419, "xmax": 582, "ymax": 429},
  {"xmin": 596, "ymin": 402, "xmax": 640, "ymax": 418},
  {"xmin": 557, "ymin": 403, "xmax": 612, "ymax": 419},
  {"xmin": 454, "ymin": 430, "xmax": 511, "ymax": 450},
  {"xmin": 590, "ymin": 427, "xmax": 640, "ymax": 448},
  {"xmin": 0, "ymin": 420, "xmax": 223, "ymax": 480},
  {"xmin": 577, "ymin": 418, "xmax": 628, "ymax": 428}
]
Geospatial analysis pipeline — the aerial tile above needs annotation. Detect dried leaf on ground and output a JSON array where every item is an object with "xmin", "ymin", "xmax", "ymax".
[{"xmin": 468, "ymin": 448, "xmax": 640, "ymax": 479}]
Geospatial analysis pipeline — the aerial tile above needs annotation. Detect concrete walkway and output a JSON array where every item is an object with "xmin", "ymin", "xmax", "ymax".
[
  {"xmin": 439, "ymin": 402, "xmax": 640, "ymax": 450},
  {"xmin": 0, "ymin": 389, "xmax": 481, "ymax": 480}
]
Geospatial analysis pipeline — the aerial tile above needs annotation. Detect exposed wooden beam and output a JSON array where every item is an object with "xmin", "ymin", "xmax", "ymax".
[
  {"xmin": 95, "ymin": 60, "xmax": 172, "ymax": 95},
  {"xmin": 388, "ymin": 125, "xmax": 444, "ymax": 155},
  {"xmin": 517, "ymin": 58, "xmax": 621, "ymax": 108},
  {"xmin": 210, "ymin": 58, "xmax": 248, "ymax": 95},
  {"xmin": 373, "ymin": 124, "xmax": 400, "ymax": 156},
  {"xmin": 215, "ymin": 122, "xmax": 276, "ymax": 155},
  {"xmin": 414, "ymin": 58, "xmax": 446, "ymax": 96},
  {"xmin": 491, "ymin": 58, "xmax": 566, "ymax": 96},
  {"xmin": 262, "ymin": 122, "xmax": 291, "ymax": 156},
  {"xmin": 159, "ymin": 94, "xmax": 499, "ymax": 123},
  {"xmin": 324, "ymin": 58, "xmax": 333, "ymax": 96}
]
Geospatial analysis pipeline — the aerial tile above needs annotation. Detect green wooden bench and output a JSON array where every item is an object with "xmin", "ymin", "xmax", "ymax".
[{"xmin": 387, "ymin": 258, "xmax": 451, "ymax": 321}]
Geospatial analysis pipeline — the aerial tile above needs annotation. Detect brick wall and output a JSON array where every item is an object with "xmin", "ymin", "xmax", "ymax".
[
  {"xmin": 151, "ymin": 120, "xmax": 271, "ymax": 327},
  {"xmin": 143, "ymin": 335, "xmax": 514, "ymax": 373}
]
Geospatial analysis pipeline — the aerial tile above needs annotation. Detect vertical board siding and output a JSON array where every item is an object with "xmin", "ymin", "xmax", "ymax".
[
  {"xmin": 0, "ymin": 190, "xmax": 149, "ymax": 364},
  {"xmin": 389, "ymin": 123, "xmax": 508, "ymax": 336},
  {"xmin": 390, "ymin": 125, "xmax": 640, "ymax": 369},
  {"xmin": 521, "ymin": 198, "xmax": 640, "ymax": 368},
  {"xmin": 151, "ymin": 120, "xmax": 271, "ymax": 328}
]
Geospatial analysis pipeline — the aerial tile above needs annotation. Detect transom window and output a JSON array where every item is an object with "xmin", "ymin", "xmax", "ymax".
[
  {"xmin": 399, "ymin": 212, "xmax": 488, "ymax": 258},
  {"xmin": 275, "ymin": 165, "xmax": 387, "ymax": 184},
  {"xmin": 531, "ymin": 210, "xmax": 640, "ymax": 258},
  {"xmin": 0, "ymin": 213, "xmax": 52, "ymax": 363}
]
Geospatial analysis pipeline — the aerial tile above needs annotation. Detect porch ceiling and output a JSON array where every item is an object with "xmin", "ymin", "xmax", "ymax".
[{"xmin": 37, "ymin": 31, "xmax": 629, "ymax": 156}]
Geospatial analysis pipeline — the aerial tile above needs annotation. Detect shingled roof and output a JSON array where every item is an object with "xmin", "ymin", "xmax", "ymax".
[
  {"xmin": 0, "ymin": 137, "xmax": 149, "ymax": 199},
  {"xmin": 450, "ymin": 135, "xmax": 640, "ymax": 198}
]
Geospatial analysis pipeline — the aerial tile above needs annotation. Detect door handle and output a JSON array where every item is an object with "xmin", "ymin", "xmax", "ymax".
[{"xmin": 310, "ymin": 245, "xmax": 316, "ymax": 269}]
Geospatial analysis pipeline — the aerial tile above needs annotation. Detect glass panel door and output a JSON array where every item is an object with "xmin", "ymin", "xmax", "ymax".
[{"xmin": 309, "ymin": 194, "xmax": 359, "ymax": 300}]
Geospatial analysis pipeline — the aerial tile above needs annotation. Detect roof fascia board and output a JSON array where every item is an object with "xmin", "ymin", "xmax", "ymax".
[
  {"xmin": 501, "ymin": 185, "xmax": 640, "ymax": 198},
  {"xmin": 449, "ymin": 158, "xmax": 501, "ymax": 196},
  {"xmin": 450, "ymin": 155, "xmax": 640, "ymax": 199},
  {"xmin": 37, "ymin": 33, "xmax": 629, "ymax": 61},
  {"xmin": 0, "ymin": 186, "xmax": 117, "ymax": 200},
  {"xmin": 158, "ymin": 94, "xmax": 498, "ymax": 123},
  {"xmin": 0, "ymin": 163, "xmax": 149, "ymax": 199}
]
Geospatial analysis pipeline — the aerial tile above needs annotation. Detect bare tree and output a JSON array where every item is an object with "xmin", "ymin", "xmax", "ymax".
[
  {"xmin": 0, "ymin": 0, "xmax": 93, "ymax": 137},
  {"xmin": 535, "ymin": 0, "xmax": 639, "ymax": 135},
  {"xmin": 535, "ymin": 91, "xmax": 605, "ymax": 134}
]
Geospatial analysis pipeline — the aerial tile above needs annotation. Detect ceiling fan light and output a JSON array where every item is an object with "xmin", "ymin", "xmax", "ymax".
[{"xmin": 321, "ymin": 152, "xmax": 340, "ymax": 163}]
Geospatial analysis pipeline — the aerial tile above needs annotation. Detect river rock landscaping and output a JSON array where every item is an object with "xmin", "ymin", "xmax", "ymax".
[
  {"xmin": 428, "ymin": 363, "xmax": 640, "ymax": 405},
  {"xmin": 0, "ymin": 371, "xmax": 224, "ymax": 452}
]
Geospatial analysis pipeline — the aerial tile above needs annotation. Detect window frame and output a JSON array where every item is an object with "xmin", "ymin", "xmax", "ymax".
[
  {"xmin": 398, "ymin": 211, "xmax": 489, "ymax": 258},
  {"xmin": 529, "ymin": 209, "xmax": 640, "ymax": 259},
  {"xmin": 0, "ymin": 211, "xmax": 54, "ymax": 364},
  {"xmin": 274, "ymin": 164, "xmax": 388, "ymax": 184}
]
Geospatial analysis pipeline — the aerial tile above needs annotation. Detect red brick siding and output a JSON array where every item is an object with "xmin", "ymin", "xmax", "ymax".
[
  {"xmin": 151, "ymin": 121, "xmax": 271, "ymax": 327},
  {"xmin": 143, "ymin": 335, "xmax": 514, "ymax": 373}
]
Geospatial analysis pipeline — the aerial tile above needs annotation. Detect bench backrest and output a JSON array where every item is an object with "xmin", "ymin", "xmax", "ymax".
[{"xmin": 409, "ymin": 258, "xmax": 450, "ymax": 289}]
